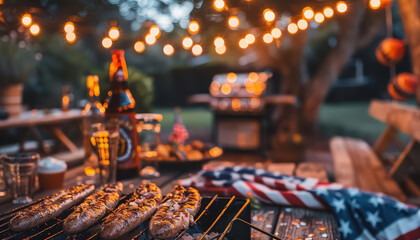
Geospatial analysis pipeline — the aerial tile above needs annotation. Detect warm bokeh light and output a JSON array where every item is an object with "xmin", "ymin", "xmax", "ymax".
[
  {"xmin": 192, "ymin": 44, "xmax": 203, "ymax": 56},
  {"xmin": 108, "ymin": 27, "xmax": 120, "ymax": 40},
  {"xmin": 263, "ymin": 9, "xmax": 275, "ymax": 22},
  {"xmin": 323, "ymin": 7, "xmax": 334, "ymax": 18},
  {"xmin": 228, "ymin": 16, "xmax": 240, "ymax": 29},
  {"xmin": 214, "ymin": 0, "xmax": 225, "ymax": 11},
  {"xmin": 188, "ymin": 21, "xmax": 200, "ymax": 35},
  {"xmin": 249, "ymin": 72, "xmax": 258, "ymax": 82},
  {"xmin": 297, "ymin": 19, "xmax": 308, "ymax": 30},
  {"xmin": 66, "ymin": 32, "xmax": 76, "ymax": 43},
  {"xmin": 214, "ymin": 37, "xmax": 225, "ymax": 47},
  {"xmin": 64, "ymin": 22, "xmax": 74, "ymax": 33},
  {"xmin": 182, "ymin": 36, "xmax": 193, "ymax": 49},
  {"xmin": 102, "ymin": 37, "xmax": 112, "ymax": 48},
  {"xmin": 29, "ymin": 24, "xmax": 40, "ymax": 36},
  {"xmin": 163, "ymin": 44, "xmax": 174, "ymax": 56},
  {"xmin": 21, "ymin": 14, "xmax": 32, "ymax": 27},
  {"xmin": 221, "ymin": 83, "xmax": 232, "ymax": 95},
  {"xmin": 245, "ymin": 33, "xmax": 255, "ymax": 44},
  {"xmin": 134, "ymin": 41, "xmax": 145, "ymax": 53},
  {"xmin": 227, "ymin": 73, "xmax": 237, "ymax": 83},
  {"xmin": 337, "ymin": 1, "xmax": 348, "ymax": 13},
  {"xmin": 263, "ymin": 33, "xmax": 273, "ymax": 43},
  {"xmin": 145, "ymin": 34, "xmax": 156, "ymax": 45},
  {"xmin": 303, "ymin": 7, "xmax": 314, "ymax": 20},
  {"xmin": 150, "ymin": 25, "xmax": 160, "ymax": 37},
  {"xmin": 271, "ymin": 27, "xmax": 282, "ymax": 38},
  {"xmin": 215, "ymin": 45, "xmax": 226, "ymax": 55},
  {"xmin": 239, "ymin": 38, "xmax": 248, "ymax": 49},
  {"xmin": 287, "ymin": 23, "xmax": 298, "ymax": 34},
  {"xmin": 370, "ymin": 0, "xmax": 381, "ymax": 9},
  {"xmin": 314, "ymin": 12, "xmax": 325, "ymax": 23},
  {"xmin": 232, "ymin": 98, "xmax": 241, "ymax": 111}
]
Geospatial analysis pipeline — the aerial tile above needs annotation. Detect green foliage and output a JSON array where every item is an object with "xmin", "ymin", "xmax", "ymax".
[{"xmin": 0, "ymin": 36, "xmax": 36, "ymax": 85}]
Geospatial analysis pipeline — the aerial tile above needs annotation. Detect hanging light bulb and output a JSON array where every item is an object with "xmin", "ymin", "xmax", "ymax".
[
  {"xmin": 271, "ymin": 28, "xmax": 282, "ymax": 38},
  {"xmin": 287, "ymin": 23, "xmax": 298, "ymax": 34},
  {"xmin": 370, "ymin": 0, "xmax": 381, "ymax": 9},
  {"xmin": 263, "ymin": 9, "xmax": 275, "ymax": 22},
  {"xmin": 21, "ymin": 14, "xmax": 32, "ymax": 27},
  {"xmin": 323, "ymin": 7, "xmax": 334, "ymax": 18},
  {"xmin": 239, "ymin": 39, "xmax": 248, "ymax": 49},
  {"xmin": 66, "ymin": 32, "xmax": 76, "ymax": 43},
  {"xmin": 188, "ymin": 21, "xmax": 200, "ymax": 35},
  {"xmin": 182, "ymin": 36, "xmax": 193, "ymax": 50},
  {"xmin": 263, "ymin": 33, "xmax": 273, "ymax": 43},
  {"xmin": 29, "ymin": 24, "xmax": 40, "ymax": 36},
  {"xmin": 134, "ymin": 41, "xmax": 145, "ymax": 53},
  {"xmin": 102, "ymin": 37, "xmax": 112, "ymax": 48},
  {"xmin": 163, "ymin": 44, "xmax": 174, "ymax": 56},
  {"xmin": 314, "ymin": 12, "xmax": 325, "ymax": 23},
  {"xmin": 214, "ymin": 37, "xmax": 225, "ymax": 47},
  {"xmin": 215, "ymin": 45, "xmax": 226, "ymax": 55},
  {"xmin": 297, "ymin": 19, "xmax": 308, "ymax": 30},
  {"xmin": 245, "ymin": 33, "xmax": 255, "ymax": 44},
  {"xmin": 302, "ymin": 7, "xmax": 314, "ymax": 20},
  {"xmin": 108, "ymin": 27, "xmax": 120, "ymax": 40},
  {"xmin": 145, "ymin": 34, "xmax": 156, "ymax": 45},
  {"xmin": 336, "ymin": 1, "xmax": 348, "ymax": 13},
  {"xmin": 214, "ymin": 0, "xmax": 225, "ymax": 11},
  {"xmin": 192, "ymin": 44, "xmax": 203, "ymax": 56},
  {"xmin": 228, "ymin": 16, "xmax": 240, "ymax": 29},
  {"xmin": 64, "ymin": 22, "xmax": 75, "ymax": 33}
]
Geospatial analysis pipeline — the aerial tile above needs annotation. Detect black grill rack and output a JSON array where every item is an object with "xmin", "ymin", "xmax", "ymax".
[{"xmin": 0, "ymin": 194, "xmax": 282, "ymax": 240}]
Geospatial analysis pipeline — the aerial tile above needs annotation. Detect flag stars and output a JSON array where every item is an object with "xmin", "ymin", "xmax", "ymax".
[
  {"xmin": 331, "ymin": 198, "xmax": 346, "ymax": 213},
  {"xmin": 347, "ymin": 188, "xmax": 360, "ymax": 197},
  {"xmin": 394, "ymin": 201, "xmax": 409, "ymax": 212},
  {"xmin": 350, "ymin": 199, "xmax": 360, "ymax": 209},
  {"xmin": 338, "ymin": 220, "xmax": 353, "ymax": 238},
  {"xmin": 369, "ymin": 196, "xmax": 384, "ymax": 207},
  {"xmin": 315, "ymin": 187, "xmax": 329, "ymax": 196},
  {"xmin": 366, "ymin": 211, "xmax": 382, "ymax": 228}
]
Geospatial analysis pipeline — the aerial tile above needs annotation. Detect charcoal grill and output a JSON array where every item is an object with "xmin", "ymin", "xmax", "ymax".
[{"xmin": 0, "ymin": 194, "xmax": 283, "ymax": 240}]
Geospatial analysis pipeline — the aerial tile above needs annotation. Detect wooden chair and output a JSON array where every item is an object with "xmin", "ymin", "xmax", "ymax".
[{"xmin": 329, "ymin": 100, "xmax": 420, "ymax": 202}]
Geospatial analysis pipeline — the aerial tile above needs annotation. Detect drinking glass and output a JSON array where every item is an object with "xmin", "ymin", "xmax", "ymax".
[
  {"xmin": 136, "ymin": 114, "xmax": 163, "ymax": 158},
  {"xmin": 2, "ymin": 153, "xmax": 39, "ymax": 204},
  {"xmin": 90, "ymin": 123, "xmax": 119, "ymax": 185}
]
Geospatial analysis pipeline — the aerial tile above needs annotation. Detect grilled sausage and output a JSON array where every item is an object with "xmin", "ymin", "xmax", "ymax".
[
  {"xmin": 63, "ymin": 182, "xmax": 123, "ymax": 233},
  {"xmin": 149, "ymin": 185, "xmax": 202, "ymax": 239},
  {"xmin": 9, "ymin": 184, "xmax": 95, "ymax": 231},
  {"xmin": 100, "ymin": 183, "xmax": 162, "ymax": 239}
]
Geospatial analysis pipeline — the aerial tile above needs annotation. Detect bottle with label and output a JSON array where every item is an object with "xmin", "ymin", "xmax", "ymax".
[{"xmin": 104, "ymin": 49, "xmax": 139, "ymax": 179}]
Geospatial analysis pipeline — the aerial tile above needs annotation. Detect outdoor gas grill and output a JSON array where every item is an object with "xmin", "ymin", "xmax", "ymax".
[
  {"xmin": 0, "ymin": 194, "xmax": 282, "ymax": 240},
  {"xmin": 189, "ymin": 71, "xmax": 296, "ymax": 151}
]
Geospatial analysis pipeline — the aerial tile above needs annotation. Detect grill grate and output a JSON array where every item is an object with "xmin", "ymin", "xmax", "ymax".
[{"xmin": 0, "ymin": 194, "xmax": 280, "ymax": 240}]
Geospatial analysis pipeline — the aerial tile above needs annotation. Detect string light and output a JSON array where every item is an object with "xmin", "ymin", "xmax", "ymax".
[
  {"xmin": 302, "ymin": 7, "xmax": 314, "ymax": 20},
  {"xmin": 214, "ymin": 0, "xmax": 225, "ymax": 11},
  {"xmin": 287, "ymin": 23, "xmax": 298, "ymax": 34},
  {"xmin": 66, "ymin": 32, "xmax": 76, "ymax": 43},
  {"xmin": 239, "ymin": 38, "xmax": 248, "ymax": 49},
  {"xmin": 228, "ymin": 16, "xmax": 240, "ymax": 29},
  {"xmin": 108, "ymin": 27, "xmax": 120, "ymax": 40},
  {"xmin": 163, "ymin": 44, "xmax": 174, "ymax": 56},
  {"xmin": 245, "ymin": 33, "xmax": 255, "ymax": 44},
  {"xmin": 370, "ymin": 0, "xmax": 381, "ymax": 9},
  {"xmin": 102, "ymin": 37, "xmax": 112, "ymax": 48},
  {"xmin": 64, "ymin": 22, "xmax": 75, "ymax": 33},
  {"xmin": 271, "ymin": 28, "xmax": 282, "ymax": 38},
  {"xmin": 297, "ymin": 19, "xmax": 308, "ymax": 30},
  {"xmin": 263, "ymin": 9, "xmax": 275, "ymax": 22},
  {"xmin": 29, "ymin": 24, "xmax": 40, "ymax": 36},
  {"xmin": 150, "ymin": 25, "xmax": 161, "ymax": 37},
  {"xmin": 145, "ymin": 34, "xmax": 156, "ymax": 45},
  {"xmin": 337, "ymin": 1, "xmax": 348, "ymax": 13},
  {"xmin": 134, "ymin": 41, "xmax": 145, "ymax": 53},
  {"xmin": 314, "ymin": 12, "xmax": 325, "ymax": 23},
  {"xmin": 188, "ymin": 21, "xmax": 200, "ymax": 35},
  {"xmin": 214, "ymin": 37, "xmax": 225, "ymax": 47},
  {"xmin": 263, "ymin": 33, "xmax": 273, "ymax": 43},
  {"xmin": 182, "ymin": 36, "xmax": 193, "ymax": 50},
  {"xmin": 215, "ymin": 45, "xmax": 226, "ymax": 55},
  {"xmin": 21, "ymin": 14, "xmax": 32, "ymax": 27},
  {"xmin": 192, "ymin": 44, "xmax": 203, "ymax": 56},
  {"xmin": 323, "ymin": 7, "xmax": 334, "ymax": 18}
]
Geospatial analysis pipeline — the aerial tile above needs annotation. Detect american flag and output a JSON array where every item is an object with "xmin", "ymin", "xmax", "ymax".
[
  {"xmin": 180, "ymin": 166, "xmax": 420, "ymax": 240},
  {"xmin": 169, "ymin": 108, "xmax": 189, "ymax": 144}
]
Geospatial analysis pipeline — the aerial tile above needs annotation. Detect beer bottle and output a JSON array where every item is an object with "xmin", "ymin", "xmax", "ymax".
[{"xmin": 104, "ymin": 50, "xmax": 139, "ymax": 179}]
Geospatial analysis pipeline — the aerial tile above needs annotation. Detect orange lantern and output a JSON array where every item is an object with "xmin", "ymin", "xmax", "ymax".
[
  {"xmin": 388, "ymin": 73, "xmax": 419, "ymax": 101},
  {"xmin": 376, "ymin": 38, "xmax": 405, "ymax": 66}
]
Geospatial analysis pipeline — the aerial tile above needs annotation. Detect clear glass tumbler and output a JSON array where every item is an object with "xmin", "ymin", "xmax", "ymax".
[
  {"xmin": 136, "ymin": 113, "xmax": 163, "ymax": 158},
  {"xmin": 2, "ymin": 153, "xmax": 39, "ymax": 204}
]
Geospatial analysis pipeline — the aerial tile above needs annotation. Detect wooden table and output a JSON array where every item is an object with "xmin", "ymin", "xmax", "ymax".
[{"xmin": 0, "ymin": 155, "xmax": 340, "ymax": 240}]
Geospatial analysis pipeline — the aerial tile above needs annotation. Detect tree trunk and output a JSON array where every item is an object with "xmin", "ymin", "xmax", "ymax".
[
  {"xmin": 397, "ymin": 0, "xmax": 420, "ymax": 104},
  {"xmin": 301, "ymin": 0, "xmax": 365, "ymax": 134}
]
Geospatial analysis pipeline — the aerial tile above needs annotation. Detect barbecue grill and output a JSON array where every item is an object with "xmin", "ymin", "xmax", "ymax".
[
  {"xmin": 189, "ymin": 71, "xmax": 297, "ymax": 151},
  {"xmin": 0, "ymin": 194, "xmax": 281, "ymax": 240}
]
